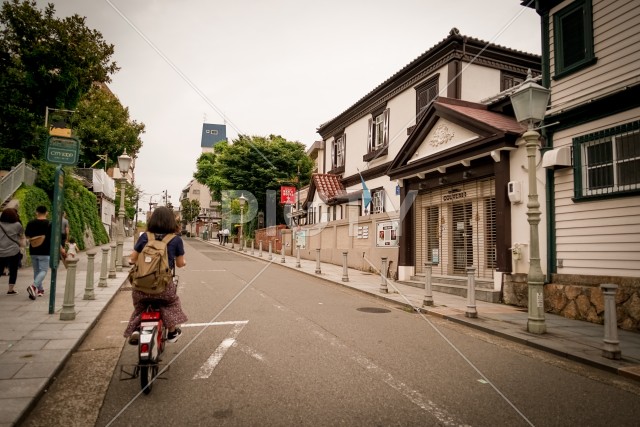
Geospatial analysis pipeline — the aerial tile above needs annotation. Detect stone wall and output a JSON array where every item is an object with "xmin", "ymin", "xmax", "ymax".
[{"xmin": 503, "ymin": 273, "xmax": 640, "ymax": 332}]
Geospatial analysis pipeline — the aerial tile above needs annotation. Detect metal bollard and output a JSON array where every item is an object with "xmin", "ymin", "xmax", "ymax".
[
  {"xmin": 83, "ymin": 251, "xmax": 96, "ymax": 300},
  {"xmin": 465, "ymin": 267, "xmax": 477, "ymax": 318},
  {"xmin": 116, "ymin": 239, "xmax": 123, "ymax": 272},
  {"xmin": 281, "ymin": 245, "xmax": 286, "ymax": 263},
  {"xmin": 601, "ymin": 284, "xmax": 621, "ymax": 360},
  {"xmin": 423, "ymin": 261, "xmax": 434, "ymax": 306},
  {"xmin": 60, "ymin": 258, "xmax": 79, "ymax": 320},
  {"xmin": 342, "ymin": 251, "xmax": 349, "ymax": 282},
  {"xmin": 296, "ymin": 245, "xmax": 301, "ymax": 268},
  {"xmin": 315, "ymin": 248, "xmax": 321, "ymax": 274},
  {"xmin": 108, "ymin": 243, "xmax": 117, "ymax": 279},
  {"xmin": 259, "ymin": 241, "xmax": 263, "ymax": 257},
  {"xmin": 268, "ymin": 241, "xmax": 273, "ymax": 260},
  {"xmin": 380, "ymin": 257, "xmax": 388, "ymax": 293},
  {"xmin": 99, "ymin": 247, "xmax": 109, "ymax": 287},
  {"xmin": 251, "ymin": 240, "xmax": 255, "ymax": 255}
]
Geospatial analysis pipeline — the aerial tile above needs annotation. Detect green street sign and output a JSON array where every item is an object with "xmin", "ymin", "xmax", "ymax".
[{"xmin": 46, "ymin": 136, "xmax": 80, "ymax": 165}]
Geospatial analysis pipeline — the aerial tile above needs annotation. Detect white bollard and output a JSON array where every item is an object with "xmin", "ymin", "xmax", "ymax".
[
  {"xmin": 380, "ymin": 257, "xmax": 388, "ymax": 293},
  {"xmin": 423, "ymin": 261, "xmax": 433, "ymax": 306},
  {"xmin": 465, "ymin": 267, "xmax": 477, "ymax": 318},
  {"xmin": 601, "ymin": 284, "xmax": 621, "ymax": 360},
  {"xmin": 315, "ymin": 248, "xmax": 321, "ymax": 274},
  {"xmin": 342, "ymin": 251, "xmax": 349, "ymax": 282}
]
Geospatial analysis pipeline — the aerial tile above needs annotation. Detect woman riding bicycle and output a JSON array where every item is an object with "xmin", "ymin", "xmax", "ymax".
[{"xmin": 124, "ymin": 206, "xmax": 187, "ymax": 344}]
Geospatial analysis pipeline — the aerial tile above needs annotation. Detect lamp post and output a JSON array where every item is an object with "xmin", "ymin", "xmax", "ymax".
[
  {"xmin": 116, "ymin": 150, "xmax": 132, "ymax": 272},
  {"xmin": 510, "ymin": 70, "xmax": 551, "ymax": 335},
  {"xmin": 238, "ymin": 193, "xmax": 247, "ymax": 249}
]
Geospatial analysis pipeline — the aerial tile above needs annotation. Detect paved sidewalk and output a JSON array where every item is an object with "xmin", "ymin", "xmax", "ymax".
[
  {"xmin": 208, "ymin": 238, "xmax": 640, "ymax": 383},
  {"xmin": 0, "ymin": 240, "xmax": 133, "ymax": 427}
]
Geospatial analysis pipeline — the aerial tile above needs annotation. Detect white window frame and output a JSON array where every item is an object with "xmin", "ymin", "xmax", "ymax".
[
  {"xmin": 371, "ymin": 189, "xmax": 384, "ymax": 214},
  {"xmin": 580, "ymin": 128, "xmax": 640, "ymax": 196},
  {"xmin": 367, "ymin": 109, "xmax": 390, "ymax": 153},
  {"xmin": 332, "ymin": 135, "xmax": 345, "ymax": 169}
]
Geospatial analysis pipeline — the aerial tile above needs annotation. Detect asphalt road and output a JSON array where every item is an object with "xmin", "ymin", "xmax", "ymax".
[{"xmin": 22, "ymin": 239, "xmax": 640, "ymax": 426}]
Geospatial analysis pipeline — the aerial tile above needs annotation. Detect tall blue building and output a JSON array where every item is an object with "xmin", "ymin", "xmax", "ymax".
[{"xmin": 201, "ymin": 123, "xmax": 226, "ymax": 152}]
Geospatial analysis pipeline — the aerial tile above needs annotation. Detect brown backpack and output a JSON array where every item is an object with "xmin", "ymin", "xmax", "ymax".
[{"xmin": 128, "ymin": 232, "xmax": 175, "ymax": 294}]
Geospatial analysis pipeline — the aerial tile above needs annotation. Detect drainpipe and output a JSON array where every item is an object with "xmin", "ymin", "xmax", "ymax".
[{"xmin": 540, "ymin": 9, "xmax": 555, "ymax": 284}]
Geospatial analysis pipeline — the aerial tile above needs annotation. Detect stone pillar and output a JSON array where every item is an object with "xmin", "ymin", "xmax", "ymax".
[
  {"xmin": 380, "ymin": 257, "xmax": 388, "ymax": 293},
  {"xmin": 315, "ymin": 248, "xmax": 321, "ymax": 274},
  {"xmin": 465, "ymin": 267, "xmax": 477, "ymax": 318},
  {"xmin": 601, "ymin": 284, "xmax": 621, "ymax": 360},
  {"xmin": 423, "ymin": 261, "xmax": 434, "ymax": 306},
  {"xmin": 342, "ymin": 251, "xmax": 349, "ymax": 282},
  {"xmin": 83, "ymin": 251, "xmax": 96, "ymax": 300},
  {"xmin": 99, "ymin": 247, "xmax": 109, "ymax": 287},
  {"xmin": 108, "ymin": 243, "xmax": 117, "ymax": 279},
  {"xmin": 60, "ymin": 258, "xmax": 79, "ymax": 320}
]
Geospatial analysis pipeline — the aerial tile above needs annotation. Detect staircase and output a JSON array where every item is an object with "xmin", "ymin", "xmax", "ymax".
[
  {"xmin": 0, "ymin": 159, "xmax": 37, "ymax": 208},
  {"xmin": 399, "ymin": 273, "xmax": 501, "ymax": 303}
]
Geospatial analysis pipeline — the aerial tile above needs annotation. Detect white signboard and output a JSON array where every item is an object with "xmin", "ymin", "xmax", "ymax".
[{"xmin": 376, "ymin": 220, "xmax": 399, "ymax": 247}]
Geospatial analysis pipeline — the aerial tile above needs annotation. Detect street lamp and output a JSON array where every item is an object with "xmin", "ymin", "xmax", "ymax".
[
  {"xmin": 238, "ymin": 193, "xmax": 247, "ymax": 250},
  {"xmin": 510, "ymin": 70, "xmax": 551, "ymax": 335},
  {"xmin": 116, "ymin": 149, "xmax": 132, "ymax": 272}
]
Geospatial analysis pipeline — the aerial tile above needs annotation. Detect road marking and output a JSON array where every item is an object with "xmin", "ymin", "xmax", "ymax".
[
  {"xmin": 232, "ymin": 341, "xmax": 265, "ymax": 362},
  {"xmin": 183, "ymin": 321, "xmax": 248, "ymax": 327},
  {"xmin": 189, "ymin": 269, "xmax": 226, "ymax": 272},
  {"xmin": 313, "ymin": 330, "xmax": 464, "ymax": 426},
  {"xmin": 193, "ymin": 322, "xmax": 248, "ymax": 379}
]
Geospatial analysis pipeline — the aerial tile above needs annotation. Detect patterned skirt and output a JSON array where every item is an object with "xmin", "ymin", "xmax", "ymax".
[{"xmin": 123, "ymin": 278, "xmax": 188, "ymax": 337}]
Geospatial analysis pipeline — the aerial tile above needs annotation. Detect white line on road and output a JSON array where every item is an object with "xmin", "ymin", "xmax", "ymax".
[
  {"xmin": 313, "ymin": 330, "xmax": 465, "ymax": 427},
  {"xmin": 193, "ymin": 322, "xmax": 248, "ymax": 379},
  {"xmin": 183, "ymin": 321, "xmax": 249, "ymax": 327}
]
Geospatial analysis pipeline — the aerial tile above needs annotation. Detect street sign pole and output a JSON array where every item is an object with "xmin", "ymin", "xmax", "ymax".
[{"xmin": 48, "ymin": 165, "xmax": 64, "ymax": 314}]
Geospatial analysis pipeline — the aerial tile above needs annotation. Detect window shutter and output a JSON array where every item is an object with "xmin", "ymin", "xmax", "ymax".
[
  {"xmin": 383, "ymin": 109, "xmax": 390, "ymax": 147},
  {"xmin": 367, "ymin": 118, "xmax": 373, "ymax": 151}
]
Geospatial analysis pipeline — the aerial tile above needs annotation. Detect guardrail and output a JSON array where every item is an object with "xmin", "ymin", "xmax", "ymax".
[{"xmin": 0, "ymin": 159, "xmax": 37, "ymax": 206}]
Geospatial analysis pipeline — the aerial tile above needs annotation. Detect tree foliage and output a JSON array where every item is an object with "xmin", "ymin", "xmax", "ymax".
[
  {"xmin": 0, "ymin": 0, "xmax": 119, "ymax": 158},
  {"xmin": 72, "ymin": 85, "xmax": 144, "ymax": 168},
  {"xmin": 194, "ymin": 135, "xmax": 313, "ymax": 226}
]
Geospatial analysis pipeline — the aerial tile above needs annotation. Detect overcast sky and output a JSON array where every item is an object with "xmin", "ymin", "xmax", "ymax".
[{"xmin": 42, "ymin": 0, "xmax": 541, "ymax": 211}]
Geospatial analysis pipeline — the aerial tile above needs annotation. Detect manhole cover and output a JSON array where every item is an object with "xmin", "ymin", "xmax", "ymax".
[{"xmin": 357, "ymin": 307, "xmax": 391, "ymax": 313}]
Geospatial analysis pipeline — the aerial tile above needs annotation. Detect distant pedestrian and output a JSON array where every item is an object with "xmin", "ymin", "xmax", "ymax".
[
  {"xmin": 61, "ymin": 211, "xmax": 69, "ymax": 245},
  {"xmin": 0, "ymin": 208, "xmax": 25, "ymax": 295},
  {"xmin": 24, "ymin": 206, "xmax": 66, "ymax": 300},
  {"xmin": 222, "ymin": 228, "xmax": 229, "ymax": 245},
  {"xmin": 66, "ymin": 237, "xmax": 78, "ymax": 258}
]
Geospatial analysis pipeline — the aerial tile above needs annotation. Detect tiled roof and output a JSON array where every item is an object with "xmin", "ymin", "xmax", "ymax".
[
  {"xmin": 313, "ymin": 174, "xmax": 346, "ymax": 202},
  {"xmin": 435, "ymin": 99, "xmax": 526, "ymax": 134}
]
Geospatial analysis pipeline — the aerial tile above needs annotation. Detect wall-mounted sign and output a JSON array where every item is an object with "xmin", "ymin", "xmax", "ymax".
[
  {"xmin": 280, "ymin": 186, "xmax": 296, "ymax": 204},
  {"xmin": 376, "ymin": 220, "xmax": 399, "ymax": 247}
]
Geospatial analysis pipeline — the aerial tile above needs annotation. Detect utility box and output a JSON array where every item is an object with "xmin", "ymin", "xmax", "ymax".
[{"xmin": 508, "ymin": 181, "xmax": 522, "ymax": 204}]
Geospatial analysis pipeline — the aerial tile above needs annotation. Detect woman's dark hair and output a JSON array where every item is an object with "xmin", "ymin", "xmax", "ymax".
[
  {"xmin": 0, "ymin": 208, "xmax": 20, "ymax": 224},
  {"xmin": 147, "ymin": 206, "xmax": 178, "ymax": 234}
]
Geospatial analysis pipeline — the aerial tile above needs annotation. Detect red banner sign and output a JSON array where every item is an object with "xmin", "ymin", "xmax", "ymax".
[{"xmin": 280, "ymin": 186, "xmax": 296, "ymax": 204}]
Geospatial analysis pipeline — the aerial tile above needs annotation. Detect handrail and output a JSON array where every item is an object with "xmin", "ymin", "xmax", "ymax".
[{"xmin": 0, "ymin": 159, "xmax": 37, "ymax": 206}]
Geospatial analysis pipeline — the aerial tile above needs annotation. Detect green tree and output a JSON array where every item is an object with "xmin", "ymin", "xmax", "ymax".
[
  {"xmin": 180, "ymin": 198, "xmax": 200, "ymax": 236},
  {"xmin": 0, "ymin": 0, "xmax": 118, "ymax": 158},
  {"xmin": 72, "ymin": 84, "xmax": 144, "ymax": 167},
  {"xmin": 194, "ymin": 135, "xmax": 313, "ymax": 226}
]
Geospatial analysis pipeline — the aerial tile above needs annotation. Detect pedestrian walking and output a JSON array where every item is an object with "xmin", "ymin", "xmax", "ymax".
[
  {"xmin": 24, "ymin": 206, "xmax": 66, "ymax": 300},
  {"xmin": 61, "ymin": 211, "xmax": 69, "ymax": 245},
  {"xmin": 0, "ymin": 208, "xmax": 25, "ymax": 295},
  {"xmin": 222, "ymin": 227, "xmax": 229, "ymax": 245}
]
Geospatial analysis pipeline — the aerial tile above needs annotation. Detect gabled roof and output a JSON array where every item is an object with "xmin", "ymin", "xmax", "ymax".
[
  {"xmin": 317, "ymin": 28, "xmax": 540, "ymax": 138},
  {"xmin": 388, "ymin": 97, "xmax": 524, "ymax": 180},
  {"xmin": 302, "ymin": 173, "xmax": 363, "ymax": 208}
]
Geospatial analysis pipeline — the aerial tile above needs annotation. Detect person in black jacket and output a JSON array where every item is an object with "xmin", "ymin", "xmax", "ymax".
[{"xmin": 24, "ymin": 206, "xmax": 66, "ymax": 300}]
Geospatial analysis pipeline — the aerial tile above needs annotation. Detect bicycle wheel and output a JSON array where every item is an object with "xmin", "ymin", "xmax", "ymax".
[{"xmin": 140, "ymin": 363, "xmax": 158, "ymax": 394}]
